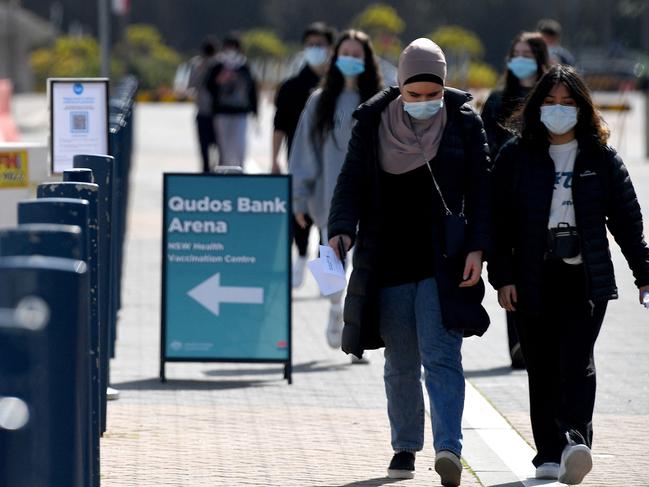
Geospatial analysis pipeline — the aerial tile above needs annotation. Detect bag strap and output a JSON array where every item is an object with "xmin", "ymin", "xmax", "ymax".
[
  {"xmin": 412, "ymin": 120, "xmax": 465, "ymax": 218},
  {"xmin": 424, "ymin": 160, "xmax": 452, "ymax": 216}
]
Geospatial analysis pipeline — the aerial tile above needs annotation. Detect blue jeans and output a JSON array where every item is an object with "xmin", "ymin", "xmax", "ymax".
[{"xmin": 379, "ymin": 278, "xmax": 464, "ymax": 456}]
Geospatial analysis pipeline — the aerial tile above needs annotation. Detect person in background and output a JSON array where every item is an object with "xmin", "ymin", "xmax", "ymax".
[
  {"xmin": 481, "ymin": 31, "xmax": 549, "ymax": 369},
  {"xmin": 289, "ymin": 29, "xmax": 382, "ymax": 352},
  {"xmin": 489, "ymin": 64, "xmax": 649, "ymax": 484},
  {"xmin": 327, "ymin": 38, "xmax": 491, "ymax": 485},
  {"xmin": 537, "ymin": 18, "xmax": 575, "ymax": 66},
  {"xmin": 206, "ymin": 34, "xmax": 258, "ymax": 168},
  {"xmin": 187, "ymin": 36, "xmax": 219, "ymax": 172},
  {"xmin": 272, "ymin": 22, "xmax": 335, "ymax": 288}
]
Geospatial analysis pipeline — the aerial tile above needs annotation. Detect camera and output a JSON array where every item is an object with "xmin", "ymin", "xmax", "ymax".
[{"xmin": 546, "ymin": 223, "xmax": 580, "ymax": 259}]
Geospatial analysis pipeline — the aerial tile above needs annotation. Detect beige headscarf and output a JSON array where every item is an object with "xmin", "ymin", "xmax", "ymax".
[{"xmin": 379, "ymin": 38, "xmax": 448, "ymax": 175}]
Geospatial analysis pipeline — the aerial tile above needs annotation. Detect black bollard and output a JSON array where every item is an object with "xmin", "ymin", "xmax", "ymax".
[
  {"xmin": 36, "ymin": 183, "xmax": 103, "ymax": 487},
  {"xmin": 16, "ymin": 198, "xmax": 97, "ymax": 487},
  {"xmin": 64, "ymin": 168, "xmax": 94, "ymax": 184},
  {"xmin": 73, "ymin": 154, "xmax": 118, "ymax": 432},
  {"xmin": 0, "ymin": 255, "xmax": 89, "ymax": 487},
  {"xmin": 0, "ymin": 224, "xmax": 83, "ymax": 261}
]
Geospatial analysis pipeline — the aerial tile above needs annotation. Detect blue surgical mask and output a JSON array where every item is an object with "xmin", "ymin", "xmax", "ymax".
[
  {"xmin": 403, "ymin": 98, "xmax": 444, "ymax": 120},
  {"xmin": 304, "ymin": 46, "xmax": 328, "ymax": 67},
  {"xmin": 335, "ymin": 56, "xmax": 365, "ymax": 77},
  {"xmin": 507, "ymin": 56, "xmax": 538, "ymax": 80},
  {"xmin": 540, "ymin": 104, "xmax": 578, "ymax": 135}
]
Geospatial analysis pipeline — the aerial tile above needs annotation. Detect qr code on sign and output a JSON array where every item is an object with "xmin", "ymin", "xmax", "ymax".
[{"xmin": 70, "ymin": 111, "xmax": 89, "ymax": 133}]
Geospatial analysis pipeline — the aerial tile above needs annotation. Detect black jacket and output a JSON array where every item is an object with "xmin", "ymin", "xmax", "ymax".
[
  {"xmin": 488, "ymin": 136, "xmax": 649, "ymax": 313},
  {"xmin": 480, "ymin": 87, "xmax": 529, "ymax": 157},
  {"xmin": 273, "ymin": 66, "xmax": 320, "ymax": 152},
  {"xmin": 328, "ymin": 86, "xmax": 492, "ymax": 357}
]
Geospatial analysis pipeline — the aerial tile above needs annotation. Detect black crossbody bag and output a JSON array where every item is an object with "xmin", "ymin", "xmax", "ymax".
[
  {"xmin": 423, "ymin": 159, "xmax": 490, "ymax": 337},
  {"xmin": 424, "ymin": 159, "xmax": 466, "ymax": 258}
]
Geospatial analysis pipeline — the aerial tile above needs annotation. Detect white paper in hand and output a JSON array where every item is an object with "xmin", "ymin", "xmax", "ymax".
[{"xmin": 307, "ymin": 245, "xmax": 347, "ymax": 296}]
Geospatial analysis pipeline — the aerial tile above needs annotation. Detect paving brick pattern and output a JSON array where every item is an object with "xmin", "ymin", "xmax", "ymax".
[
  {"xmin": 101, "ymin": 99, "xmax": 649, "ymax": 486},
  {"xmin": 101, "ymin": 102, "xmax": 481, "ymax": 487}
]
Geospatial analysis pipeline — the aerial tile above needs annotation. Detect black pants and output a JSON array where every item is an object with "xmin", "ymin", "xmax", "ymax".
[
  {"xmin": 293, "ymin": 213, "xmax": 313, "ymax": 257},
  {"xmin": 515, "ymin": 260, "xmax": 606, "ymax": 467},
  {"xmin": 506, "ymin": 311, "xmax": 520, "ymax": 353},
  {"xmin": 196, "ymin": 114, "xmax": 217, "ymax": 173}
]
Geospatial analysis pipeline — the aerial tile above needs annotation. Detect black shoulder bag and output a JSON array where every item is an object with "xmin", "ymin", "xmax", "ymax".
[{"xmin": 424, "ymin": 160, "xmax": 466, "ymax": 258}]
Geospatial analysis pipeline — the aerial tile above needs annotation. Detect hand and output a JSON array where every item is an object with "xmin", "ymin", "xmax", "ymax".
[
  {"xmin": 639, "ymin": 285, "xmax": 649, "ymax": 306},
  {"xmin": 271, "ymin": 161, "xmax": 281, "ymax": 174},
  {"xmin": 328, "ymin": 235, "xmax": 352, "ymax": 261},
  {"xmin": 498, "ymin": 285, "xmax": 518, "ymax": 312},
  {"xmin": 459, "ymin": 250, "xmax": 483, "ymax": 288},
  {"xmin": 295, "ymin": 213, "xmax": 308, "ymax": 229}
]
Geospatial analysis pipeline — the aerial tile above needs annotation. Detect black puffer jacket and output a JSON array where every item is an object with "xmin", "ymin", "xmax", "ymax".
[
  {"xmin": 328, "ymin": 87, "xmax": 492, "ymax": 358},
  {"xmin": 488, "ymin": 136, "xmax": 649, "ymax": 312},
  {"xmin": 481, "ymin": 87, "xmax": 529, "ymax": 157}
]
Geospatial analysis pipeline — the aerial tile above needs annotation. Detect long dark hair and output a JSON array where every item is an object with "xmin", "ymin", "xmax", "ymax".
[
  {"xmin": 520, "ymin": 64, "xmax": 610, "ymax": 147},
  {"xmin": 312, "ymin": 29, "xmax": 382, "ymax": 146},
  {"xmin": 501, "ymin": 32, "xmax": 549, "ymax": 118}
]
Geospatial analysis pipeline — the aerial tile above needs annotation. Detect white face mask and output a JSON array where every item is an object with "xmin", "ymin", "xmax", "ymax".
[
  {"xmin": 540, "ymin": 104, "xmax": 578, "ymax": 135},
  {"xmin": 304, "ymin": 46, "xmax": 328, "ymax": 67},
  {"xmin": 403, "ymin": 98, "xmax": 444, "ymax": 120}
]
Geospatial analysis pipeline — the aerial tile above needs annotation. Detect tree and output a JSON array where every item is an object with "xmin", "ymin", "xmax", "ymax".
[
  {"xmin": 30, "ymin": 36, "xmax": 102, "ymax": 89},
  {"xmin": 428, "ymin": 25, "xmax": 497, "ymax": 89},
  {"xmin": 429, "ymin": 25, "xmax": 484, "ymax": 60},
  {"xmin": 352, "ymin": 3, "xmax": 405, "ymax": 61},
  {"xmin": 241, "ymin": 28, "xmax": 288, "ymax": 60},
  {"xmin": 353, "ymin": 3, "xmax": 405, "ymax": 35},
  {"xmin": 115, "ymin": 24, "xmax": 182, "ymax": 91}
]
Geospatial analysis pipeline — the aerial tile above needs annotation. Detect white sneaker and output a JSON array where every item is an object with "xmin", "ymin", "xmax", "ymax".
[
  {"xmin": 326, "ymin": 303, "xmax": 343, "ymax": 349},
  {"xmin": 292, "ymin": 256, "xmax": 307, "ymax": 288},
  {"xmin": 434, "ymin": 450, "xmax": 462, "ymax": 487},
  {"xmin": 558, "ymin": 444, "xmax": 592, "ymax": 485},
  {"xmin": 535, "ymin": 462, "xmax": 559, "ymax": 479}
]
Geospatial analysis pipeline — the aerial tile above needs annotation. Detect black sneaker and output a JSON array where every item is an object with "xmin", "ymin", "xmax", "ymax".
[{"xmin": 387, "ymin": 451, "xmax": 415, "ymax": 479}]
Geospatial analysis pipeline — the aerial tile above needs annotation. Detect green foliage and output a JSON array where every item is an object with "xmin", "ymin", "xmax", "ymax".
[
  {"xmin": 352, "ymin": 3, "xmax": 405, "ymax": 61},
  {"xmin": 429, "ymin": 25, "xmax": 484, "ymax": 60},
  {"xmin": 241, "ymin": 28, "xmax": 287, "ymax": 59},
  {"xmin": 353, "ymin": 3, "xmax": 405, "ymax": 35},
  {"xmin": 117, "ymin": 24, "xmax": 182, "ymax": 91},
  {"xmin": 467, "ymin": 61, "xmax": 499, "ymax": 88},
  {"xmin": 30, "ymin": 36, "xmax": 102, "ymax": 89},
  {"xmin": 426, "ymin": 25, "xmax": 497, "ymax": 88}
]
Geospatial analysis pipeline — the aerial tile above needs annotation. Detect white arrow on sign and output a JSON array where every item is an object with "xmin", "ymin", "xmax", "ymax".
[{"xmin": 187, "ymin": 272, "xmax": 264, "ymax": 316}]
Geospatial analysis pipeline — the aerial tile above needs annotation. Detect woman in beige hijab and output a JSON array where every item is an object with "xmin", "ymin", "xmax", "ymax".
[{"xmin": 327, "ymin": 38, "xmax": 492, "ymax": 486}]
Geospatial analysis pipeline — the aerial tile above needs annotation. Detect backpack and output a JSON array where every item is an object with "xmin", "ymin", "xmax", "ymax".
[{"xmin": 214, "ymin": 65, "xmax": 251, "ymax": 111}]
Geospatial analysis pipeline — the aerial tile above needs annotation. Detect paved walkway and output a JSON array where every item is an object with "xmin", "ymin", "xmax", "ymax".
[{"xmin": 93, "ymin": 97, "xmax": 649, "ymax": 486}]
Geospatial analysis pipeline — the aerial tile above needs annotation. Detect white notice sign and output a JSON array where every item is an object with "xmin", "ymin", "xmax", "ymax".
[{"xmin": 49, "ymin": 78, "xmax": 109, "ymax": 173}]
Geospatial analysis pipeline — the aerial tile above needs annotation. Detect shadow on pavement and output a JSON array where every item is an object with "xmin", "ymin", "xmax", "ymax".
[
  {"xmin": 463, "ymin": 365, "xmax": 521, "ymax": 378},
  {"xmin": 292, "ymin": 294, "xmax": 326, "ymax": 302},
  {"xmin": 321, "ymin": 477, "xmax": 402, "ymax": 487},
  {"xmin": 202, "ymin": 360, "xmax": 348, "ymax": 377},
  {"xmin": 110, "ymin": 378, "xmax": 273, "ymax": 391},
  {"xmin": 485, "ymin": 482, "xmax": 525, "ymax": 487},
  {"xmin": 487, "ymin": 479, "xmax": 560, "ymax": 487}
]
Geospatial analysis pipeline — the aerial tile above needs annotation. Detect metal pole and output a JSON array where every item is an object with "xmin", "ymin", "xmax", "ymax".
[{"xmin": 98, "ymin": 0, "xmax": 110, "ymax": 78}]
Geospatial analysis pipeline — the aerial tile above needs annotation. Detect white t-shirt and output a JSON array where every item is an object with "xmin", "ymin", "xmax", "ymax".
[{"xmin": 548, "ymin": 139, "xmax": 582, "ymax": 265}]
